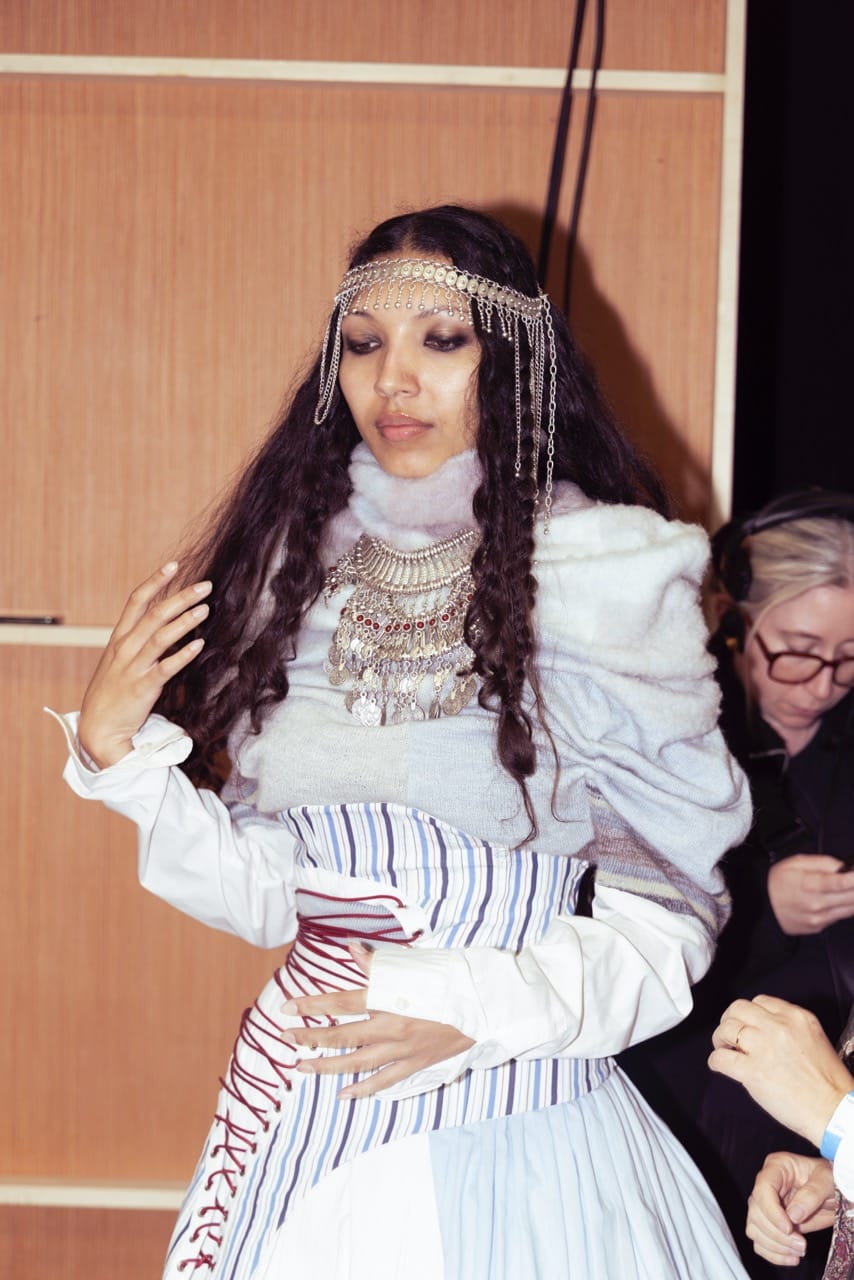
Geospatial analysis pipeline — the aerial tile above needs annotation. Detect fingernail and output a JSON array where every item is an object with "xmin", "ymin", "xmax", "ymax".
[
  {"xmin": 338, "ymin": 1087, "xmax": 354, "ymax": 1099},
  {"xmin": 194, "ymin": 580, "xmax": 212, "ymax": 594},
  {"xmin": 162, "ymin": 561, "xmax": 178, "ymax": 575},
  {"xmin": 192, "ymin": 603, "xmax": 209, "ymax": 618},
  {"xmin": 281, "ymin": 1000, "xmax": 297, "ymax": 1014}
]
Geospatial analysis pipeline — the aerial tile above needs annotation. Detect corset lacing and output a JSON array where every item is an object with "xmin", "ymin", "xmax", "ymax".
[{"xmin": 176, "ymin": 889, "xmax": 416, "ymax": 1273}]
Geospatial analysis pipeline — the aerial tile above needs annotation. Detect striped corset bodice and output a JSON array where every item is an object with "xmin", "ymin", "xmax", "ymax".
[{"xmin": 169, "ymin": 804, "xmax": 614, "ymax": 1275}]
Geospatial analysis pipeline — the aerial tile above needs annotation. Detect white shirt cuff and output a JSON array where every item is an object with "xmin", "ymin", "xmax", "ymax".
[
  {"xmin": 45, "ymin": 708, "xmax": 193, "ymax": 791},
  {"xmin": 366, "ymin": 882, "xmax": 708, "ymax": 1091}
]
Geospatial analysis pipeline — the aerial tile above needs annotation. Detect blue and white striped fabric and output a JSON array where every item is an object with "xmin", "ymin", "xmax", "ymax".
[{"xmin": 162, "ymin": 804, "xmax": 744, "ymax": 1279}]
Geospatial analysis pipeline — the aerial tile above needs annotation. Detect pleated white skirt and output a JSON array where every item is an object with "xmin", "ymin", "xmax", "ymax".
[{"xmin": 256, "ymin": 1067, "xmax": 748, "ymax": 1279}]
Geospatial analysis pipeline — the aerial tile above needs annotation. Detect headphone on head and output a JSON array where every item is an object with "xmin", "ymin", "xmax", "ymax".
[{"xmin": 711, "ymin": 488, "xmax": 854, "ymax": 652}]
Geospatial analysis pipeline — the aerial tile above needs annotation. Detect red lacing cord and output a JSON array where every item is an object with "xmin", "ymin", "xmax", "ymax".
[
  {"xmin": 178, "ymin": 894, "xmax": 420, "ymax": 1272},
  {"xmin": 283, "ymin": 896, "xmax": 418, "ymax": 999},
  {"xmin": 181, "ymin": 999, "xmax": 297, "ymax": 1270},
  {"xmin": 189, "ymin": 1227, "xmax": 222, "ymax": 1247},
  {"xmin": 177, "ymin": 1254, "xmax": 216, "ymax": 1272},
  {"xmin": 211, "ymin": 1111, "xmax": 255, "ymax": 1151}
]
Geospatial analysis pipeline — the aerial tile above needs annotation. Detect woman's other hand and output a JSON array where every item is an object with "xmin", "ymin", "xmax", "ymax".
[
  {"xmin": 746, "ymin": 1151, "xmax": 837, "ymax": 1267},
  {"xmin": 709, "ymin": 995, "xmax": 854, "ymax": 1146},
  {"xmin": 768, "ymin": 855, "xmax": 854, "ymax": 934},
  {"xmin": 282, "ymin": 942, "xmax": 475, "ymax": 1099},
  {"xmin": 78, "ymin": 563, "xmax": 211, "ymax": 769}
]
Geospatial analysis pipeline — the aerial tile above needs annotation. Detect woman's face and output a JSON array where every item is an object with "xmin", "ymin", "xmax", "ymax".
[
  {"xmin": 337, "ymin": 258, "xmax": 481, "ymax": 479},
  {"xmin": 743, "ymin": 584, "xmax": 854, "ymax": 739}
]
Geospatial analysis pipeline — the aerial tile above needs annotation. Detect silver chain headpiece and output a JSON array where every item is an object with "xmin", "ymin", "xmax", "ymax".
[{"xmin": 314, "ymin": 256, "xmax": 558, "ymax": 525}]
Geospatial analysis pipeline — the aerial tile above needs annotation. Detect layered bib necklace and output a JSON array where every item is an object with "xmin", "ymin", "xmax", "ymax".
[{"xmin": 323, "ymin": 528, "xmax": 480, "ymax": 726}]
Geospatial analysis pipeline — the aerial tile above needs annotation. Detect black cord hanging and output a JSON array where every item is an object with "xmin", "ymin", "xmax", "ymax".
[
  {"xmin": 536, "ymin": 0, "xmax": 587, "ymax": 288},
  {"xmin": 563, "ymin": 0, "xmax": 605, "ymax": 314},
  {"xmin": 536, "ymin": 0, "xmax": 607, "ymax": 315}
]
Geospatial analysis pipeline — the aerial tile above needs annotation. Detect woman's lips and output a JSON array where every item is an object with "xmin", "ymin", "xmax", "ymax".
[
  {"xmin": 376, "ymin": 414, "xmax": 430, "ymax": 440},
  {"xmin": 781, "ymin": 701, "xmax": 829, "ymax": 722}
]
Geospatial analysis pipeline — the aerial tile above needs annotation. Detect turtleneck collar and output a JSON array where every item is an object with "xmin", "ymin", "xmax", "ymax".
[{"xmin": 326, "ymin": 443, "xmax": 482, "ymax": 555}]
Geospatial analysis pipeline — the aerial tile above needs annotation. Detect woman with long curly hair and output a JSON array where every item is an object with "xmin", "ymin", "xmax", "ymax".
[{"xmin": 54, "ymin": 204, "xmax": 751, "ymax": 1277}]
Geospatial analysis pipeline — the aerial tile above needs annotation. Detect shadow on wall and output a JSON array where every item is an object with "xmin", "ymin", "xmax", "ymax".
[{"xmin": 489, "ymin": 202, "xmax": 712, "ymax": 527}]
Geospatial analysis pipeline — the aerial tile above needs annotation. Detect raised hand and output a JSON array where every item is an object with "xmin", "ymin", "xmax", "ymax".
[{"xmin": 78, "ymin": 562, "xmax": 211, "ymax": 768}]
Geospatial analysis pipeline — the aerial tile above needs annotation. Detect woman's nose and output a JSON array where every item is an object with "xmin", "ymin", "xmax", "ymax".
[
  {"xmin": 807, "ymin": 663, "xmax": 835, "ymax": 698},
  {"xmin": 375, "ymin": 343, "xmax": 417, "ymax": 398}
]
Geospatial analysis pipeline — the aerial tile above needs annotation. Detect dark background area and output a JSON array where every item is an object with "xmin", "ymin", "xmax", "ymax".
[{"xmin": 732, "ymin": 0, "xmax": 854, "ymax": 515}]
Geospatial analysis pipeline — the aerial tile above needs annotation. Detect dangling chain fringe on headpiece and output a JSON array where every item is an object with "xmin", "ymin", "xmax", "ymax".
[{"xmin": 314, "ymin": 257, "xmax": 558, "ymax": 526}]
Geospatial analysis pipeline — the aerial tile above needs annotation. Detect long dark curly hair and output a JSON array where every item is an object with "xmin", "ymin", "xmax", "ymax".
[{"xmin": 156, "ymin": 204, "xmax": 669, "ymax": 833}]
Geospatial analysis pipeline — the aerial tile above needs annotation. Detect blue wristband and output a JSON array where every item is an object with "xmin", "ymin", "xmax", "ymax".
[{"xmin": 820, "ymin": 1091, "xmax": 854, "ymax": 1161}]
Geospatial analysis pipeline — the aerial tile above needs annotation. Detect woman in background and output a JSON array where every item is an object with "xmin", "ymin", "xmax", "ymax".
[
  {"xmin": 53, "ymin": 204, "xmax": 749, "ymax": 1278},
  {"xmin": 624, "ymin": 493, "xmax": 854, "ymax": 1277}
]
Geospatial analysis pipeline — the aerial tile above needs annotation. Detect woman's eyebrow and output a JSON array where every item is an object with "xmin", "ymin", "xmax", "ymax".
[{"xmin": 777, "ymin": 628, "xmax": 854, "ymax": 648}]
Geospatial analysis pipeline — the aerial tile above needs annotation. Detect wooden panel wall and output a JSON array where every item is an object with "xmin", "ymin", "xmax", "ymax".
[
  {"xmin": 2, "ymin": 78, "xmax": 723, "ymax": 623},
  {"xmin": 0, "ymin": 2, "xmax": 743, "ymax": 1273},
  {"xmin": 0, "ymin": 1207, "xmax": 176, "ymax": 1277},
  {"xmin": 0, "ymin": 1, "xmax": 726, "ymax": 70}
]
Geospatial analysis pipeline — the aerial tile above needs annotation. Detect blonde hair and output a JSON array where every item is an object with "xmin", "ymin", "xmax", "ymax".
[{"xmin": 743, "ymin": 516, "xmax": 854, "ymax": 634}]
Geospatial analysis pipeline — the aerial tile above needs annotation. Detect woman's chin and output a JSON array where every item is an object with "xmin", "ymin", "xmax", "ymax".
[{"xmin": 367, "ymin": 440, "xmax": 467, "ymax": 481}]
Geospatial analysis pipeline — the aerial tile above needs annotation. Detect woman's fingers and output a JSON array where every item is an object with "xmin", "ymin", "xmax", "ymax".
[
  {"xmin": 111, "ymin": 561, "xmax": 181, "ymax": 639},
  {"xmin": 286, "ymin": 1005, "xmax": 474, "ymax": 1100},
  {"xmin": 769, "ymin": 856, "xmax": 854, "ymax": 933},
  {"xmin": 282, "ymin": 988, "xmax": 368, "ymax": 1021},
  {"xmin": 112, "ymin": 579, "xmax": 212, "ymax": 664},
  {"xmin": 746, "ymin": 1154, "xmax": 809, "ymax": 1265},
  {"xmin": 131, "ymin": 596, "xmax": 210, "ymax": 672},
  {"xmin": 710, "ymin": 997, "xmax": 854, "ymax": 1145},
  {"xmin": 291, "ymin": 1017, "xmax": 374, "ymax": 1058},
  {"xmin": 78, "ymin": 567, "xmax": 212, "ymax": 767},
  {"xmin": 338, "ymin": 1059, "xmax": 417, "ymax": 1100},
  {"xmin": 710, "ymin": 1003, "xmax": 754, "ymax": 1052},
  {"xmin": 745, "ymin": 1208, "xmax": 805, "ymax": 1266},
  {"xmin": 156, "ymin": 635, "xmax": 206, "ymax": 682}
]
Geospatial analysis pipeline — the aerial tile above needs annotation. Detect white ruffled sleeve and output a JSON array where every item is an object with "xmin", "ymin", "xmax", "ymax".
[{"xmin": 47, "ymin": 709, "xmax": 298, "ymax": 949}]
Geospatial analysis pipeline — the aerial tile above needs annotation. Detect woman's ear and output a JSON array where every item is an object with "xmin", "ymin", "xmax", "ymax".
[{"xmin": 707, "ymin": 585, "xmax": 737, "ymax": 625}]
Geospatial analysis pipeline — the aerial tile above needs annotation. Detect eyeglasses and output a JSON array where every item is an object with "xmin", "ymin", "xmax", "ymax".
[{"xmin": 754, "ymin": 631, "xmax": 854, "ymax": 687}]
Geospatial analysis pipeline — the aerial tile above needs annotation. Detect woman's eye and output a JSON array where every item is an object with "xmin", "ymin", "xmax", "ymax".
[
  {"xmin": 425, "ymin": 333, "xmax": 469, "ymax": 352},
  {"xmin": 343, "ymin": 336, "xmax": 380, "ymax": 356}
]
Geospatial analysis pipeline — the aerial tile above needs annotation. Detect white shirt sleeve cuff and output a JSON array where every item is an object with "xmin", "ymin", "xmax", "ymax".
[
  {"xmin": 45, "ymin": 708, "xmax": 193, "ymax": 791},
  {"xmin": 367, "ymin": 883, "xmax": 708, "ymax": 1088}
]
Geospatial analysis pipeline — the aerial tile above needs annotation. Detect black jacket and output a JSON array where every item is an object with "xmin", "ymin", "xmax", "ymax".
[{"xmin": 700, "ymin": 632, "xmax": 854, "ymax": 1034}]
